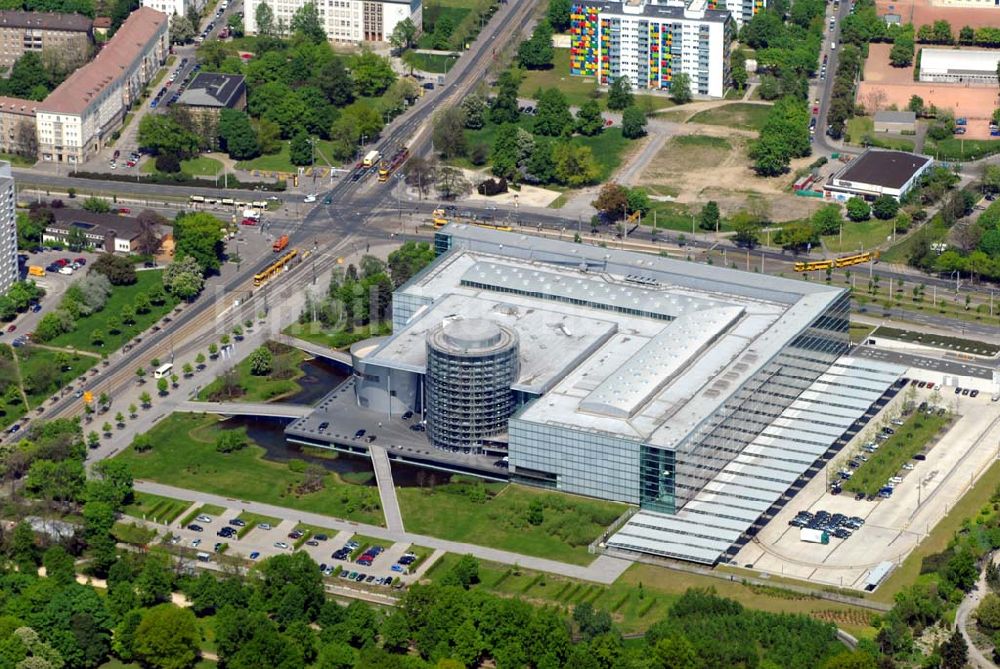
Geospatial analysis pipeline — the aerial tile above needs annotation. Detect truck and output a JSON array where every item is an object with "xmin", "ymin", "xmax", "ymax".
[
  {"xmin": 242, "ymin": 208, "xmax": 260, "ymax": 222},
  {"xmin": 363, "ymin": 150, "xmax": 381, "ymax": 168},
  {"xmin": 431, "ymin": 208, "xmax": 448, "ymax": 226},
  {"xmin": 800, "ymin": 528, "xmax": 829, "ymax": 544},
  {"xmin": 272, "ymin": 235, "xmax": 289, "ymax": 253},
  {"xmin": 378, "ymin": 146, "xmax": 410, "ymax": 182},
  {"xmin": 27, "ymin": 266, "xmax": 45, "ymax": 277}
]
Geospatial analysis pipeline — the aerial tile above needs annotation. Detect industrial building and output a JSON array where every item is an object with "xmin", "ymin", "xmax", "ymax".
[
  {"xmin": 0, "ymin": 162, "xmax": 16, "ymax": 296},
  {"xmin": 919, "ymin": 47, "xmax": 1000, "ymax": 85},
  {"xmin": 824, "ymin": 149, "xmax": 934, "ymax": 202},
  {"xmin": 288, "ymin": 226, "xmax": 905, "ymax": 565},
  {"xmin": 244, "ymin": 0, "xmax": 421, "ymax": 43},
  {"xmin": 569, "ymin": 0, "xmax": 747, "ymax": 98}
]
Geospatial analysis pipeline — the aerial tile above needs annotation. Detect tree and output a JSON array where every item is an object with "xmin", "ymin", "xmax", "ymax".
[
  {"xmin": 959, "ymin": 24, "xmax": 974, "ymax": 44},
  {"xmin": 553, "ymin": 143, "xmax": 599, "ymax": 186},
  {"xmin": 134, "ymin": 210, "xmax": 165, "ymax": 257},
  {"xmin": 389, "ymin": 17, "xmax": 417, "ymax": 50},
  {"xmin": 592, "ymin": 183, "xmax": 629, "ymax": 221},
  {"xmin": 872, "ymin": 195, "xmax": 900, "ymax": 220},
  {"xmin": 432, "ymin": 107, "xmax": 468, "ymax": 158},
  {"xmin": 730, "ymin": 48, "xmax": 748, "ymax": 91},
  {"xmin": 139, "ymin": 391, "xmax": 152, "ymax": 408},
  {"xmin": 441, "ymin": 554, "xmax": 480, "ymax": 589},
  {"xmin": 82, "ymin": 196, "xmax": 111, "ymax": 214},
  {"xmin": 940, "ymin": 627, "xmax": 968, "ymax": 669},
  {"xmin": 846, "ymin": 197, "xmax": 872, "ymax": 221},
  {"xmin": 977, "ymin": 593, "xmax": 1000, "ymax": 632},
  {"xmin": 255, "ymin": 1, "xmax": 275, "ymax": 36},
  {"xmin": 138, "ymin": 115, "xmax": 199, "ymax": 157},
  {"xmin": 173, "ymin": 213, "xmax": 224, "ymax": 274},
  {"xmin": 810, "ymin": 204, "xmax": 843, "ymax": 236},
  {"xmin": 732, "ymin": 213, "xmax": 760, "ymax": 248},
  {"xmin": 170, "ymin": 15, "xmax": 195, "ymax": 43},
  {"xmin": 404, "ymin": 156, "xmax": 438, "ymax": 199},
  {"xmin": 576, "ymin": 99, "xmax": 604, "ymax": 136},
  {"xmin": 460, "ymin": 94, "xmax": 487, "ymax": 130},
  {"xmin": 436, "ymin": 166, "xmax": 472, "ymax": 200},
  {"xmin": 163, "ymin": 256, "xmax": 205, "ymax": 300},
  {"xmin": 889, "ymin": 36, "xmax": 914, "ymax": 67},
  {"xmin": 699, "ymin": 200, "xmax": 721, "ymax": 231},
  {"xmin": 908, "ymin": 94, "xmax": 925, "ymax": 115},
  {"xmin": 607, "ymin": 76, "xmax": 633, "ymax": 111},
  {"xmin": 90, "ymin": 253, "xmax": 137, "ymax": 285},
  {"xmin": 289, "ymin": 131, "xmax": 313, "ymax": 167},
  {"xmin": 133, "ymin": 604, "xmax": 199, "ymax": 669},
  {"xmin": 621, "ymin": 106, "xmax": 646, "ymax": 139},
  {"xmin": 351, "ymin": 50, "xmax": 396, "ymax": 97},
  {"xmin": 157, "ymin": 377, "xmax": 168, "ymax": 395},
  {"xmin": 671, "ymin": 72, "xmax": 692, "ymax": 104},
  {"xmin": 518, "ymin": 20, "xmax": 554, "ymax": 70},
  {"xmin": 533, "ymin": 87, "xmax": 573, "ymax": 137},
  {"xmin": 291, "ymin": 2, "xmax": 326, "ymax": 42},
  {"xmin": 547, "ymin": 0, "xmax": 571, "ymax": 31},
  {"xmin": 775, "ymin": 221, "xmax": 819, "ymax": 252},
  {"xmin": 42, "ymin": 545, "xmax": 75, "ymax": 585},
  {"xmin": 218, "ymin": 110, "xmax": 260, "ymax": 160},
  {"xmin": 249, "ymin": 346, "xmax": 273, "ymax": 376},
  {"xmin": 316, "ymin": 58, "xmax": 354, "ymax": 107},
  {"xmin": 490, "ymin": 71, "xmax": 522, "ymax": 124},
  {"xmin": 216, "ymin": 429, "xmax": 249, "ymax": 453}
]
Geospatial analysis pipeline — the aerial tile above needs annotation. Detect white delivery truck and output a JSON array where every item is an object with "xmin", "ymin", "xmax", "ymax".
[
  {"xmin": 363, "ymin": 150, "xmax": 381, "ymax": 168},
  {"xmin": 800, "ymin": 528, "xmax": 829, "ymax": 544}
]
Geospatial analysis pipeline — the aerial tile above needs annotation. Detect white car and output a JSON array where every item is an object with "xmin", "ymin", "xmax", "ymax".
[
  {"xmin": 58, "ymin": 266, "xmax": 73, "ymax": 275},
  {"xmin": 304, "ymin": 194, "xmax": 317, "ymax": 203},
  {"xmin": 274, "ymin": 541, "xmax": 290, "ymax": 550},
  {"xmin": 195, "ymin": 514, "xmax": 213, "ymax": 523},
  {"xmin": 258, "ymin": 522, "xmax": 272, "ymax": 530}
]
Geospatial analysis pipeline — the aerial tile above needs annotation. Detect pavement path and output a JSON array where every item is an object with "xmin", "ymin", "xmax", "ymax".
[
  {"xmin": 369, "ymin": 444, "xmax": 404, "ymax": 532},
  {"xmin": 135, "ymin": 479, "xmax": 632, "ymax": 585},
  {"xmin": 956, "ymin": 553, "xmax": 996, "ymax": 669},
  {"xmin": 175, "ymin": 400, "xmax": 313, "ymax": 418}
]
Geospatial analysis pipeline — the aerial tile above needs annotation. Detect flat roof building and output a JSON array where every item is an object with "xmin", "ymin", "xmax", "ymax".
[
  {"xmin": 873, "ymin": 110, "xmax": 916, "ymax": 133},
  {"xmin": 824, "ymin": 149, "xmax": 933, "ymax": 202},
  {"xmin": 290, "ymin": 225, "xmax": 904, "ymax": 565},
  {"xmin": 919, "ymin": 47, "xmax": 1000, "ymax": 85},
  {"xmin": 177, "ymin": 72, "xmax": 246, "ymax": 111},
  {"xmin": 244, "ymin": 0, "xmax": 422, "ymax": 43}
]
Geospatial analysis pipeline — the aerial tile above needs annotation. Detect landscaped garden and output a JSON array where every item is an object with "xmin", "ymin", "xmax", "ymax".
[
  {"xmin": 0, "ymin": 343, "xmax": 100, "ymax": 431},
  {"xmin": 197, "ymin": 341, "xmax": 308, "ymax": 402},
  {"xmin": 283, "ymin": 320, "xmax": 392, "ymax": 351},
  {"xmin": 122, "ymin": 491, "xmax": 192, "ymax": 525},
  {"xmin": 114, "ymin": 413, "xmax": 384, "ymax": 525},
  {"xmin": 142, "ymin": 155, "xmax": 224, "ymax": 177},
  {"xmin": 397, "ymin": 478, "xmax": 627, "ymax": 564}
]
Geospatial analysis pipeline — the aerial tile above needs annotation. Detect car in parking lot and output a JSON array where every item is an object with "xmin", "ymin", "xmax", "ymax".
[
  {"xmin": 409, "ymin": 423, "xmax": 426, "ymax": 432},
  {"xmin": 314, "ymin": 533, "xmax": 328, "ymax": 541},
  {"xmin": 972, "ymin": 389, "xmax": 980, "ymax": 398},
  {"xmin": 249, "ymin": 551, "xmax": 260, "ymax": 560},
  {"xmin": 288, "ymin": 530, "xmax": 304, "ymax": 539},
  {"xmin": 188, "ymin": 524, "xmax": 203, "ymax": 532},
  {"xmin": 274, "ymin": 541, "xmax": 290, "ymax": 550},
  {"xmin": 196, "ymin": 514, "xmax": 213, "ymax": 523},
  {"xmin": 258, "ymin": 523, "xmax": 272, "ymax": 530},
  {"xmin": 229, "ymin": 518, "xmax": 246, "ymax": 527},
  {"xmin": 192, "ymin": 538, "xmax": 202, "ymax": 547},
  {"xmin": 354, "ymin": 429, "xmax": 366, "ymax": 438},
  {"xmin": 401, "ymin": 411, "xmax": 413, "ymax": 420},
  {"xmin": 306, "ymin": 540, "xmax": 319, "ymax": 547}
]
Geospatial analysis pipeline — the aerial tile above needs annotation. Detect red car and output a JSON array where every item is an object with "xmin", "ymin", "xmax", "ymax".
[
  {"xmin": 126, "ymin": 159, "xmax": 136, "ymax": 167},
  {"xmin": 118, "ymin": 207, "xmax": 131, "ymax": 215},
  {"xmin": 54, "ymin": 258, "xmax": 69, "ymax": 267},
  {"xmin": 6, "ymin": 324, "xmax": 15, "ymax": 333},
  {"xmin": 240, "ymin": 218, "xmax": 257, "ymax": 226}
]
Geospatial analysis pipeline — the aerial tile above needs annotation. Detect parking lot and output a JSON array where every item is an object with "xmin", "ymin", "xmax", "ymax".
[
  {"xmin": 735, "ymin": 369, "xmax": 1000, "ymax": 590},
  {"xmin": 162, "ymin": 505, "xmax": 437, "ymax": 588}
]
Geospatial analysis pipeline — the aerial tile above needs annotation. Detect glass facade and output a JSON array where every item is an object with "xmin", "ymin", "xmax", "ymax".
[{"xmin": 672, "ymin": 292, "xmax": 851, "ymax": 509}]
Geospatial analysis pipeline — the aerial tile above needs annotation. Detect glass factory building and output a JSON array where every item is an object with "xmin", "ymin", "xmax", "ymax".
[{"xmin": 347, "ymin": 225, "xmax": 904, "ymax": 564}]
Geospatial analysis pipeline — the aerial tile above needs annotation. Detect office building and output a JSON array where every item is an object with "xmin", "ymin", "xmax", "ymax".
[
  {"xmin": 141, "ymin": 0, "xmax": 205, "ymax": 21},
  {"xmin": 244, "ymin": 0, "xmax": 422, "ymax": 43},
  {"xmin": 570, "ymin": 0, "xmax": 734, "ymax": 98},
  {"xmin": 824, "ymin": 149, "xmax": 933, "ymax": 202},
  {"xmin": 36, "ymin": 7, "xmax": 168, "ymax": 165},
  {"xmin": 290, "ymin": 225, "xmax": 905, "ymax": 565},
  {"xmin": 919, "ymin": 47, "xmax": 1000, "ymax": 85},
  {"xmin": 0, "ymin": 162, "xmax": 15, "ymax": 296},
  {"xmin": 0, "ymin": 11, "xmax": 93, "ymax": 71}
]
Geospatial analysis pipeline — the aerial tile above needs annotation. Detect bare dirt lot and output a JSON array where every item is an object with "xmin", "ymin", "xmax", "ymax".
[
  {"xmin": 876, "ymin": 0, "xmax": 1000, "ymax": 28},
  {"xmin": 636, "ymin": 129, "xmax": 825, "ymax": 222},
  {"xmin": 860, "ymin": 43, "xmax": 1000, "ymax": 139}
]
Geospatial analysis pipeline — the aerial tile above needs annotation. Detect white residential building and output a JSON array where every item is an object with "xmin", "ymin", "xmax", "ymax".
[
  {"xmin": 244, "ymin": 0, "xmax": 421, "ymax": 43},
  {"xmin": 0, "ymin": 162, "xmax": 16, "ymax": 296},
  {"xmin": 141, "ymin": 0, "xmax": 205, "ymax": 21},
  {"xmin": 570, "ymin": 0, "xmax": 734, "ymax": 98},
  {"xmin": 36, "ymin": 7, "xmax": 168, "ymax": 165}
]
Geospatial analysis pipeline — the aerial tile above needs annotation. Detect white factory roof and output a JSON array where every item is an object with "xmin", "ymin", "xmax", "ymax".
[
  {"xmin": 920, "ymin": 47, "xmax": 1000, "ymax": 75},
  {"xmin": 369, "ymin": 225, "xmax": 847, "ymax": 448}
]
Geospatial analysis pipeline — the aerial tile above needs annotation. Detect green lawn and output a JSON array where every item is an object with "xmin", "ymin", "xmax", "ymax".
[
  {"xmin": 0, "ymin": 152, "xmax": 35, "ymax": 167},
  {"xmin": 924, "ymin": 137, "xmax": 1000, "ymax": 161},
  {"xmin": 17, "ymin": 345, "xmax": 99, "ymax": 409},
  {"xmin": 417, "ymin": 5, "xmax": 471, "ymax": 48},
  {"xmin": 427, "ymin": 554, "xmax": 877, "ymax": 636},
  {"xmin": 122, "ymin": 491, "xmax": 192, "ymax": 524},
  {"xmin": 115, "ymin": 413, "xmax": 384, "ymax": 526},
  {"xmin": 197, "ymin": 341, "xmax": 307, "ymax": 402},
  {"xmin": 846, "ymin": 116, "xmax": 915, "ymax": 152},
  {"xmin": 235, "ymin": 511, "xmax": 281, "ymax": 538},
  {"xmin": 516, "ymin": 49, "xmax": 676, "ymax": 112},
  {"xmin": 180, "ymin": 503, "xmax": 227, "ymax": 528},
  {"xmin": 687, "ymin": 103, "xmax": 772, "ymax": 131},
  {"xmin": 111, "ymin": 521, "xmax": 158, "ymax": 545},
  {"xmin": 283, "ymin": 320, "xmax": 391, "ymax": 350},
  {"xmin": 397, "ymin": 481, "xmax": 627, "ymax": 565},
  {"xmin": 849, "ymin": 322, "xmax": 875, "ymax": 344},
  {"xmin": 403, "ymin": 51, "xmax": 458, "ymax": 73},
  {"xmin": 843, "ymin": 411, "xmax": 952, "ymax": 497},
  {"xmin": 48, "ymin": 271, "xmax": 179, "ymax": 353},
  {"xmin": 881, "ymin": 214, "xmax": 948, "ymax": 264},
  {"xmin": 236, "ymin": 139, "xmax": 341, "ymax": 174},
  {"xmin": 142, "ymin": 156, "xmax": 224, "ymax": 177},
  {"xmin": 821, "ymin": 217, "xmax": 895, "ymax": 254}
]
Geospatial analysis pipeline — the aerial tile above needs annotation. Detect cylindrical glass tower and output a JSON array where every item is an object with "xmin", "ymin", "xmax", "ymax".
[{"xmin": 425, "ymin": 318, "xmax": 519, "ymax": 451}]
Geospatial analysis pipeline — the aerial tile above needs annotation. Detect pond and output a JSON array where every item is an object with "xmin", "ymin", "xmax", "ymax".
[{"xmin": 284, "ymin": 357, "xmax": 351, "ymax": 405}]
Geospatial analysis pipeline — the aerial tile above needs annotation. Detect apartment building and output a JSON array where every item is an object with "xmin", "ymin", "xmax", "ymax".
[
  {"xmin": 36, "ymin": 7, "xmax": 168, "ymax": 165},
  {"xmin": 141, "ymin": 0, "xmax": 205, "ymax": 21},
  {"xmin": 0, "ymin": 163, "xmax": 16, "ymax": 296},
  {"xmin": 244, "ymin": 0, "xmax": 421, "ymax": 43},
  {"xmin": 0, "ymin": 11, "xmax": 93, "ymax": 71},
  {"xmin": 0, "ymin": 97, "xmax": 36, "ymax": 157},
  {"xmin": 570, "ymin": 0, "xmax": 733, "ymax": 98}
]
